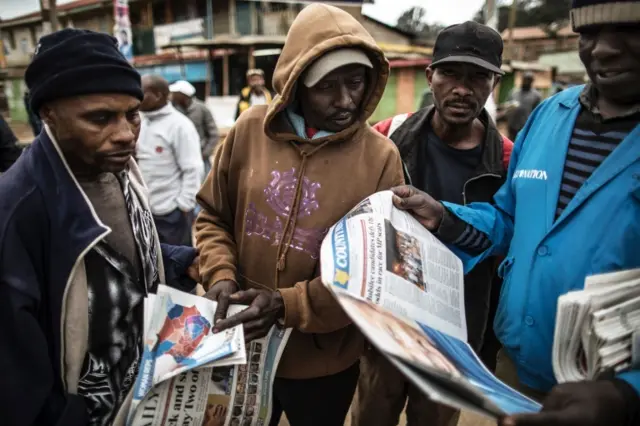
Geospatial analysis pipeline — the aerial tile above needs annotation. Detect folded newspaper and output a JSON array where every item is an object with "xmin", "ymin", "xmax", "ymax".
[
  {"xmin": 553, "ymin": 268, "xmax": 640, "ymax": 384},
  {"xmin": 127, "ymin": 285, "xmax": 292, "ymax": 426},
  {"xmin": 320, "ymin": 191, "xmax": 542, "ymax": 419}
]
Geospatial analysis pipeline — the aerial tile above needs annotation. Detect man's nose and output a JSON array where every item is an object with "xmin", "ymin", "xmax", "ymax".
[
  {"xmin": 591, "ymin": 30, "xmax": 622, "ymax": 61},
  {"xmin": 452, "ymin": 82, "xmax": 473, "ymax": 98},
  {"xmin": 112, "ymin": 117, "xmax": 136, "ymax": 145},
  {"xmin": 334, "ymin": 84, "xmax": 355, "ymax": 109}
]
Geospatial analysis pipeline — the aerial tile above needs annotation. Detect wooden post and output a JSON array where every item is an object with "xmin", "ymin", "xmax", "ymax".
[
  {"xmin": 229, "ymin": 0, "xmax": 237, "ymax": 36},
  {"xmin": 222, "ymin": 51, "xmax": 230, "ymax": 96},
  {"xmin": 145, "ymin": 0, "xmax": 154, "ymax": 27},
  {"xmin": 206, "ymin": 48, "xmax": 213, "ymax": 96},
  {"xmin": 248, "ymin": 47, "xmax": 255, "ymax": 70},
  {"xmin": 164, "ymin": 0, "xmax": 173, "ymax": 24},
  {"xmin": 507, "ymin": 0, "xmax": 518, "ymax": 60},
  {"xmin": 39, "ymin": 0, "xmax": 59, "ymax": 35}
]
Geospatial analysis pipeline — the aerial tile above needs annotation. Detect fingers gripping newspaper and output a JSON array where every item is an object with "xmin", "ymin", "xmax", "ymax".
[
  {"xmin": 127, "ymin": 285, "xmax": 292, "ymax": 426},
  {"xmin": 321, "ymin": 191, "xmax": 541, "ymax": 419}
]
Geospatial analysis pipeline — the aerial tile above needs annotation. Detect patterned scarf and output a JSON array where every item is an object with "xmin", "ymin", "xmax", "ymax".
[{"xmin": 119, "ymin": 170, "xmax": 159, "ymax": 292}]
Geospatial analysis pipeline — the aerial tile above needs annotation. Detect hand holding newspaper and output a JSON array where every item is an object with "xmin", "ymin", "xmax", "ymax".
[
  {"xmin": 553, "ymin": 268, "xmax": 640, "ymax": 383},
  {"xmin": 320, "ymin": 191, "xmax": 541, "ymax": 419},
  {"xmin": 127, "ymin": 285, "xmax": 292, "ymax": 426}
]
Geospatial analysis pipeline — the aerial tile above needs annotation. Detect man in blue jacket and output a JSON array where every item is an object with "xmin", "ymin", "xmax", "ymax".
[
  {"xmin": 0, "ymin": 29, "xmax": 199, "ymax": 426},
  {"xmin": 391, "ymin": 1, "xmax": 640, "ymax": 425}
]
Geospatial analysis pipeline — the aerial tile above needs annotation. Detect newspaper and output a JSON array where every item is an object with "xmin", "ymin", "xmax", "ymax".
[
  {"xmin": 553, "ymin": 268, "xmax": 640, "ymax": 383},
  {"xmin": 320, "ymin": 191, "xmax": 541, "ymax": 419},
  {"xmin": 127, "ymin": 285, "xmax": 292, "ymax": 426}
]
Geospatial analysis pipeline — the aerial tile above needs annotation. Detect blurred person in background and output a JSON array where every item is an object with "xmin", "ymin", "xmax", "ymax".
[
  {"xmin": 137, "ymin": 74, "xmax": 204, "ymax": 245},
  {"xmin": 503, "ymin": 71, "xmax": 542, "ymax": 140},
  {"xmin": 391, "ymin": 0, "xmax": 640, "ymax": 424},
  {"xmin": 0, "ymin": 114, "xmax": 22, "ymax": 172},
  {"xmin": 0, "ymin": 29, "xmax": 198, "ymax": 426},
  {"xmin": 359, "ymin": 21, "xmax": 512, "ymax": 426},
  {"xmin": 170, "ymin": 80, "xmax": 219, "ymax": 177},
  {"xmin": 235, "ymin": 68, "xmax": 273, "ymax": 120},
  {"xmin": 196, "ymin": 4, "xmax": 404, "ymax": 425}
]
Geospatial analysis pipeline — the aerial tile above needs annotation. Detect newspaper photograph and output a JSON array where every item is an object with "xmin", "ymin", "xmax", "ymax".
[
  {"xmin": 335, "ymin": 290, "xmax": 541, "ymax": 419},
  {"xmin": 227, "ymin": 327, "xmax": 292, "ymax": 426},
  {"xmin": 321, "ymin": 190, "xmax": 467, "ymax": 341},
  {"xmin": 128, "ymin": 286, "xmax": 292, "ymax": 426},
  {"xmin": 320, "ymin": 190, "xmax": 541, "ymax": 419}
]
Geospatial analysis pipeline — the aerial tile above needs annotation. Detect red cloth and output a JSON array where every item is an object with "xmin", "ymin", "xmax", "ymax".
[
  {"xmin": 306, "ymin": 127, "xmax": 319, "ymax": 138},
  {"xmin": 373, "ymin": 113, "xmax": 514, "ymax": 170}
]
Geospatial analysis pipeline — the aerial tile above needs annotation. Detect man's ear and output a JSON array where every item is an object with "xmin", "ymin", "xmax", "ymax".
[
  {"xmin": 39, "ymin": 104, "xmax": 54, "ymax": 128},
  {"xmin": 493, "ymin": 75, "xmax": 502, "ymax": 89},
  {"xmin": 425, "ymin": 67, "xmax": 434, "ymax": 86}
]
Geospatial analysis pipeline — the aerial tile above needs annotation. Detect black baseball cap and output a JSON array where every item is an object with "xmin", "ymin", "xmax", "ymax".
[{"xmin": 430, "ymin": 21, "xmax": 504, "ymax": 75}]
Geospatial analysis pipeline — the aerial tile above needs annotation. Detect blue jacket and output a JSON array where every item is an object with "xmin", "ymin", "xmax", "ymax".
[
  {"xmin": 444, "ymin": 86, "xmax": 640, "ymax": 394},
  {"xmin": 0, "ymin": 130, "xmax": 196, "ymax": 426}
]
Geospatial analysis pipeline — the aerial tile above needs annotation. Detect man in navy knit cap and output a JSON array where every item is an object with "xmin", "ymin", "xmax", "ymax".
[
  {"xmin": 391, "ymin": 1, "xmax": 640, "ymax": 425},
  {"xmin": 0, "ymin": 29, "xmax": 200, "ymax": 426}
]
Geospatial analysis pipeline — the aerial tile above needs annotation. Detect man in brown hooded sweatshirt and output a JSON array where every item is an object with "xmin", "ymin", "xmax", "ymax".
[{"xmin": 194, "ymin": 4, "xmax": 404, "ymax": 426}]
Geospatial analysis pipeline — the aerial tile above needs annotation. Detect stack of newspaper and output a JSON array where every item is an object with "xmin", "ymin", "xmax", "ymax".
[
  {"xmin": 553, "ymin": 269, "xmax": 640, "ymax": 384},
  {"xmin": 320, "ymin": 191, "xmax": 542, "ymax": 420},
  {"xmin": 126, "ymin": 285, "xmax": 292, "ymax": 426}
]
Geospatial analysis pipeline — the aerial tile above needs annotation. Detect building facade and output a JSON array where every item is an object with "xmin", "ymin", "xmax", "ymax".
[
  {"xmin": 501, "ymin": 25, "xmax": 578, "ymax": 62},
  {"xmin": 1, "ymin": 0, "xmax": 427, "ymax": 127}
]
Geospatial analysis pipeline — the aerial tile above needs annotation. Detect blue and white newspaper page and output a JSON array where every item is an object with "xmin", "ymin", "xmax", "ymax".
[
  {"xmin": 128, "ymin": 287, "xmax": 292, "ymax": 426},
  {"xmin": 320, "ymin": 191, "xmax": 541, "ymax": 418},
  {"xmin": 128, "ymin": 286, "xmax": 245, "ymax": 425},
  {"xmin": 335, "ymin": 291, "xmax": 541, "ymax": 418}
]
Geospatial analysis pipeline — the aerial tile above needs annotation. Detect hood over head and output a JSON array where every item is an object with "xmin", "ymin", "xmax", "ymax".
[{"xmin": 264, "ymin": 3, "xmax": 389, "ymax": 143}]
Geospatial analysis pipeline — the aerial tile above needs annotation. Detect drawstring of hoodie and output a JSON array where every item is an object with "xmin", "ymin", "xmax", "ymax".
[{"xmin": 274, "ymin": 139, "xmax": 332, "ymax": 289}]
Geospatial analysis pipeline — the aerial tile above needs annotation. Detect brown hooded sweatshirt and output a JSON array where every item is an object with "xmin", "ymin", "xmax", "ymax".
[{"xmin": 195, "ymin": 3, "xmax": 404, "ymax": 379}]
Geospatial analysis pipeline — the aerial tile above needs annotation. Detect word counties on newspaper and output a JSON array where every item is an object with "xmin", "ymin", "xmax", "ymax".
[{"xmin": 320, "ymin": 191, "xmax": 541, "ymax": 419}]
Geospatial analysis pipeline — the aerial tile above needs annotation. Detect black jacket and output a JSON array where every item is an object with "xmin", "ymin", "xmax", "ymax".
[
  {"xmin": 387, "ymin": 106, "xmax": 512, "ymax": 351},
  {"xmin": 0, "ymin": 130, "xmax": 196, "ymax": 426}
]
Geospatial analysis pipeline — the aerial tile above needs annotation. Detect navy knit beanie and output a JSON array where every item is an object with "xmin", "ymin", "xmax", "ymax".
[
  {"xmin": 25, "ymin": 28, "xmax": 143, "ymax": 113},
  {"xmin": 571, "ymin": 0, "xmax": 640, "ymax": 30}
]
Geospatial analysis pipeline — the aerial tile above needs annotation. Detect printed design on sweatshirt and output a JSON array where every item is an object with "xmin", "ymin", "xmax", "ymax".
[{"xmin": 245, "ymin": 168, "xmax": 326, "ymax": 259}]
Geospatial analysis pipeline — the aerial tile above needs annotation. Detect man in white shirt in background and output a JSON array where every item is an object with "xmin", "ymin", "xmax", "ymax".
[
  {"xmin": 137, "ymin": 74, "xmax": 204, "ymax": 245},
  {"xmin": 169, "ymin": 80, "xmax": 219, "ymax": 178}
]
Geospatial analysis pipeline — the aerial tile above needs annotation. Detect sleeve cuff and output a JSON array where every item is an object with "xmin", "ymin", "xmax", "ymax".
[
  {"xmin": 434, "ymin": 206, "xmax": 468, "ymax": 243},
  {"xmin": 204, "ymin": 269, "xmax": 237, "ymax": 291},
  {"xmin": 277, "ymin": 287, "xmax": 301, "ymax": 329},
  {"xmin": 177, "ymin": 200, "xmax": 196, "ymax": 212}
]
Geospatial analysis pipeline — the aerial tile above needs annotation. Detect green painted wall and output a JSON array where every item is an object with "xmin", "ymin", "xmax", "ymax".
[
  {"xmin": 370, "ymin": 70, "xmax": 397, "ymax": 124},
  {"xmin": 8, "ymin": 79, "xmax": 27, "ymax": 123},
  {"xmin": 414, "ymin": 69, "xmax": 429, "ymax": 110},
  {"xmin": 498, "ymin": 72, "xmax": 515, "ymax": 104}
]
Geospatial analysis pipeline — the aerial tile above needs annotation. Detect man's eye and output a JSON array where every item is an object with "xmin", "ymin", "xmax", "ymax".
[
  {"xmin": 87, "ymin": 114, "xmax": 111, "ymax": 125},
  {"xmin": 127, "ymin": 111, "xmax": 141, "ymax": 122}
]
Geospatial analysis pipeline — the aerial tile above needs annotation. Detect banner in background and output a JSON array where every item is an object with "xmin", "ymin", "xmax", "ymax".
[{"xmin": 114, "ymin": 0, "xmax": 133, "ymax": 60}]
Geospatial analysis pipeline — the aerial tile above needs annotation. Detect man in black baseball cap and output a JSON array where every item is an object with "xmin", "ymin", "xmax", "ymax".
[
  {"xmin": 0, "ymin": 28, "xmax": 199, "ymax": 426},
  {"xmin": 353, "ymin": 20, "xmax": 513, "ymax": 426}
]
